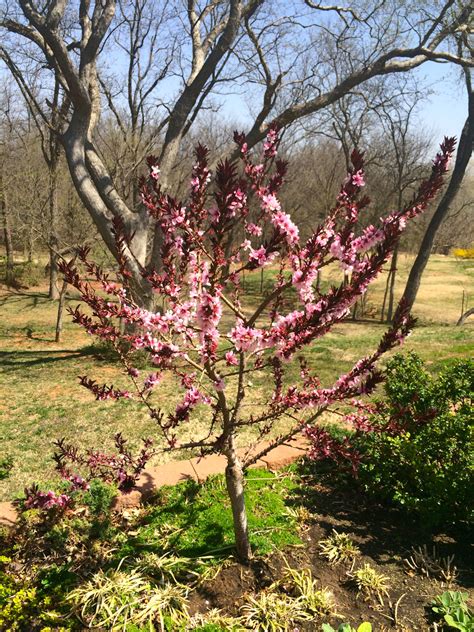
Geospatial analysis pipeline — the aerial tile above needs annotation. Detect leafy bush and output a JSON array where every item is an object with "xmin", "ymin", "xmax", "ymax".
[
  {"xmin": 0, "ymin": 455, "xmax": 13, "ymax": 480},
  {"xmin": 0, "ymin": 557, "xmax": 70, "ymax": 630},
  {"xmin": 431, "ymin": 591, "xmax": 474, "ymax": 631},
  {"xmin": 322, "ymin": 624, "xmax": 372, "ymax": 632},
  {"xmin": 355, "ymin": 353, "xmax": 473, "ymax": 527},
  {"xmin": 3, "ymin": 261, "xmax": 45, "ymax": 288},
  {"xmin": 82, "ymin": 479, "xmax": 118, "ymax": 518}
]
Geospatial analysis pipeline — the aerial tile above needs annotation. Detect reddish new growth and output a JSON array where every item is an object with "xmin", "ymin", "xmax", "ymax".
[
  {"xmin": 21, "ymin": 434, "xmax": 155, "ymax": 513},
  {"xmin": 58, "ymin": 129, "xmax": 454, "ymax": 559}
]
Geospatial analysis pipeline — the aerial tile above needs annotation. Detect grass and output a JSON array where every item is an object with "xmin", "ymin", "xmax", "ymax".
[
  {"xmin": 122, "ymin": 468, "xmax": 302, "ymax": 559},
  {"xmin": 0, "ymin": 253, "xmax": 473, "ymax": 500}
]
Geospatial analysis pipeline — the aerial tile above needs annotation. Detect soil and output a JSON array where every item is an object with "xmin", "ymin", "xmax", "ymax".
[{"xmin": 188, "ymin": 472, "xmax": 473, "ymax": 630}]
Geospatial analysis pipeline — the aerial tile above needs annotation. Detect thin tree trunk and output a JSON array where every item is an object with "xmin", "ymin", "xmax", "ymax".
[
  {"xmin": 386, "ymin": 244, "xmax": 399, "ymax": 322},
  {"xmin": 27, "ymin": 226, "xmax": 33, "ymax": 263},
  {"xmin": 401, "ymin": 85, "xmax": 473, "ymax": 312},
  {"xmin": 55, "ymin": 279, "xmax": 68, "ymax": 342},
  {"xmin": 225, "ymin": 441, "xmax": 252, "ymax": 562},
  {"xmin": 0, "ymin": 169, "xmax": 14, "ymax": 286}
]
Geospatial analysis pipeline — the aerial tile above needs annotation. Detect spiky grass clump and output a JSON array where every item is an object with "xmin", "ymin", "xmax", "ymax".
[
  {"xmin": 319, "ymin": 531, "xmax": 360, "ymax": 564},
  {"xmin": 188, "ymin": 608, "xmax": 242, "ymax": 630},
  {"xmin": 281, "ymin": 566, "xmax": 336, "ymax": 618},
  {"xmin": 68, "ymin": 564, "xmax": 189, "ymax": 629},
  {"xmin": 240, "ymin": 591, "xmax": 310, "ymax": 631},
  {"xmin": 352, "ymin": 563, "xmax": 390, "ymax": 605}
]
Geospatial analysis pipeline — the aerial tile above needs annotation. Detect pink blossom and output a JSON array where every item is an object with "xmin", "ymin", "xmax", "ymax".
[
  {"xmin": 150, "ymin": 164, "xmax": 160, "ymax": 180},
  {"xmin": 225, "ymin": 351, "xmax": 239, "ymax": 366},
  {"xmin": 261, "ymin": 193, "xmax": 281, "ymax": 212},
  {"xmin": 271, "ymin": 210, "xmax": 299, "ymax": 245},
  {"xmin": 230, "ymin": 320, "xmax": 263, "ymax": 353},
  {"xmin": 351, "ymin": 170, "xmax": 365, "ymax": 187},
  {"xmin": 245, "ymin": 222, "xmax": 263, "ymax": 236}
]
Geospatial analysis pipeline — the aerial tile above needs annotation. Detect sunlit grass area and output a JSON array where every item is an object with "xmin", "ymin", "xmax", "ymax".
[{"xmin": 0, "ymin": 254, "xmax": 472, "ymax": 500}]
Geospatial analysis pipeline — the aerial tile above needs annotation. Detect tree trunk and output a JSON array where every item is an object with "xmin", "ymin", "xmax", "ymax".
[
  {"xmin": 48, "ymin": 153, "xmax": 60, "ymax": 299},
  {"xmin": 386, "ymin": 244, "xmax": 399, "ymax": 322},
  {"xmin": 55, "ymin": 279, "xmax": 68, "ymax": 342},
  {"xmin": 401, "ymin": 92, "xmax": 473, "ymax": 312},
  {"xmin": 225, "ymin": 444, "xmax": 252, "ymax": 562},
  {"xmin": 62, "ymin": 114, "xmax": 153, "ymax": 308},
  {"xmin": 49, "ymin": 248, "xmax": 60, "ymax": 299},
  {"xmin": 0, "ymin": 169, "xmax": 14, "ymax": 286},
  {"xmin": 457, "ymin": 307, "xmax": 474, "ymax": 326}
]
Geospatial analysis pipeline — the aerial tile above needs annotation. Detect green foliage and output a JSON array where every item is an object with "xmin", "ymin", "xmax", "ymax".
[
  {"xmin": 188, "ymin": 609, "xmax": 242, "ymax": 631},
  {"xmin": 240, "ymin": 591, "xmax": 310, "ymax": 631},
  {"xmin": 4, "ymin": 260, "xmax": 45, "ymax": 288},
  {"xmin": 279, "ymin": 566, "xmax": 336, "ymax": 618},
  {"xmin": 68, "ymin": 564, "xmax": 189, "ymax": 629},
  {"xmin": 322, "ymin": 624, "xmax": 372, "ymax": 632},
  {"xmin": 318, "ymin": 531, "xmax": 360, "ymax": 564},
  {"xmin": 0, "ymin": 561, "xmax": 71, "ymax": 631},
  {"xmin": 351, "ymin": 564, "xmax": 390, "ymax": 604},
  {"xmin": 131, "ymin": 469, "xmax": 301, "ymax": 558},
  {"xmin": 82, "ymin": 478, "xmax": 118, "ymax": 518},
  {"xmin": 356, "ymin": 353, "xmax": 474, "ymax": 526},
  {"xmin": 432, "ymin": 591, "xmax": 474, "ymax": 631},
  {"xmin": 0, "ymin": 455, "xmax": 13, "ymax": 480}
]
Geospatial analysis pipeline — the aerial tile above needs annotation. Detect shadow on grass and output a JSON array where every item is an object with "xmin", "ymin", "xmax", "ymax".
[{"xmin": 0, "ymin": 344, "xmax": 119, "ymax": 371}]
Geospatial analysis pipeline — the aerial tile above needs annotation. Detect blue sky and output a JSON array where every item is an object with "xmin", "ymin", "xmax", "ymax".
[{"xmin": 415, "ymin": 62, "xmax": 468, "ymax": 141}]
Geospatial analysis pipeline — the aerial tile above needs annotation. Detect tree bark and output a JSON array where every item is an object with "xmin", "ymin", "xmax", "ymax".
[
  {"xmin": 225, "ymin": 442, "xmax": 252, "ymax": 562},
  {"xmin": 55, "ymin": 279, "xmax": 68, "ymax": 342},
  {"xmin": 401, "ymin": 86, "xmax": 473, "ymax": 312},
  {"xmin": 0, "ymin": 168, "xmax": 14, "ymax": 286},
  {"xmin": 48, "ymin": 151, "xmax": 60, "ymax": 299},
  {"xmin": 386, "ymin": 243, "xmax": 399, "ymax": 322},
  {"xmin": 457, "ymin": 307, "xmax": 474, "ymax": 326}
]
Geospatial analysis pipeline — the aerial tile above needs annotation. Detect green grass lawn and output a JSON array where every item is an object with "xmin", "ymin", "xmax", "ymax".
[{"xmin": 0, "ymin": 254, "xmax": 472, "ymax": 500}]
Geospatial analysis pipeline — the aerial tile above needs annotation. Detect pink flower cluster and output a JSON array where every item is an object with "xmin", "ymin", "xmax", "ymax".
[{"xmin": 24, "ymin": 487, "xmax": 72, "ymax": 511}]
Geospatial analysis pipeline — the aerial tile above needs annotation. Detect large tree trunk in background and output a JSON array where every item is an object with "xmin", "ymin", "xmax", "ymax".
[
  {"xmin": 62, "ymin": 114, "xmax": 153, "ymax": 308},
  {"xmin": 225, "ymin": 439, "xmax": 252, "ymax": 562},
  {"xmin": 401, "ymin": 90, "xmax": 473, "ymax": 312},
  {"xmin": 0, "ymin": 169, "xmax": 14, "ymax": 286}
]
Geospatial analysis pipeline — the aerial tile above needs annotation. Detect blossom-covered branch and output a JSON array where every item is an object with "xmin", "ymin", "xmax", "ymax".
[{"xmin": 58, "ymin": 129, "xmax": 454, "ymax": 560}]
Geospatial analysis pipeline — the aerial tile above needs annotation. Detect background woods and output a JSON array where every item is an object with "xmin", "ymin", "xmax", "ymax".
[{"xmin": 0, "ymin": 0, "xmax": 472, "ymax": 307}]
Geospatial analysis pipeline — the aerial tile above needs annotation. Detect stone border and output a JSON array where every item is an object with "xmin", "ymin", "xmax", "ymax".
[{"xmin": 0, "ymin": 437, "xmax": 308, "ymax": 524}]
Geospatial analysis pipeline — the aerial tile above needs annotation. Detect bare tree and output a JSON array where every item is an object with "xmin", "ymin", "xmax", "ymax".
[
  {"xmin": 0, "ymin": 0, "xmax": 471, "ymax": 305},
  {"xmin": 401, "ymin": 66, "xmax": 473, "ymax": 313}
]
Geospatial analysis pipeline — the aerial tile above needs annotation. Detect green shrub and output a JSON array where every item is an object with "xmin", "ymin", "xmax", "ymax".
[
  {"xmin": 0, "ymin": 557, "xmax": 70, "ymax": 631},
  {"xmin": 355, "ymin": 353, "xmax": 473, "ymax": 527},
  {"xmin": 0, "ymin": 455, "xmax": 13, "ymax": 480},
  {"xmin": 7, "ymin": 261, "xmax": 45, "ymax": 288},
  {"xmin": 82, "ymin": 479, "xmax": 118, "ymax": 518},
  {"xmin": 431, "ymin": 591, "xmax": 474, "ymax": 631}
]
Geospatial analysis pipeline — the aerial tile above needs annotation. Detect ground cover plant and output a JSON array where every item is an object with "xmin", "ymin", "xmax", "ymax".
[
  {"xmin": 2, "ymin": 454, "xmax": 473, "ymax": 630},
  {"xmin": 51, "ymin": 128, "xmax": 456, "ymax": 560}
]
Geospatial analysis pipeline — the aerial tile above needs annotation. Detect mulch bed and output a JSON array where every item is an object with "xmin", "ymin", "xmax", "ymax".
[{"xmin": 188, "ymin": 472, "xmax": 473, "ymax": 630}]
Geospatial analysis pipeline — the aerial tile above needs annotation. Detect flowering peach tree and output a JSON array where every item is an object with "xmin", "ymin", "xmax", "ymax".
[{"xmin": 59, "ymin": 128, "xmax": 454, "ymax": 560}]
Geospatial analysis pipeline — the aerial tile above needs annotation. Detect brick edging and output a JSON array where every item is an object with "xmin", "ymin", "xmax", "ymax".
[{"xmin": 0, "ymin": 437, "xmax": 308, "ymax": 524}]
